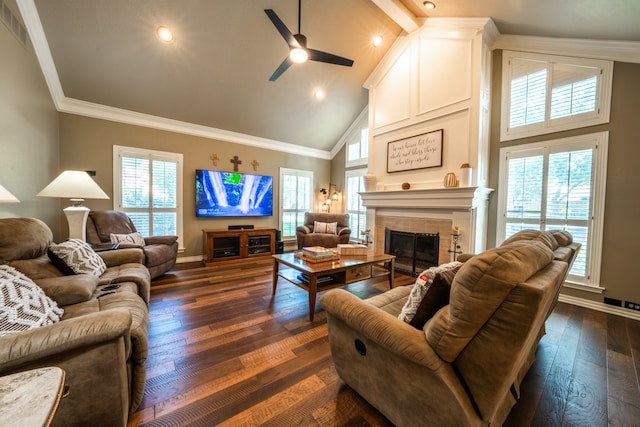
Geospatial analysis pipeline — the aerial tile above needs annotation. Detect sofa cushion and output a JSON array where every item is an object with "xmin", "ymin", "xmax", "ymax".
[
  {"xmin": 313, "ymin": 221, "xmax": 338, "ymax": 234},
  {"xmin": 398, "ymin": 261, "xmax": 462, "ymax": 328},
  {"xmin": 0, "ymin": 218, "xmax": 53, "ymax": 262},
  {"xmin": 425, "ymin": 241, "xmax": 554, "ymax": 362},
  {"xmin": 0, "ymin": 265, "xmax": 63, "ymax": 335},
  {"xmin": 110, "ymin": 232, "xmax": 146, "ymax": 247},
  {"xmin": 48, "ymin": 239, "xmax": 107, "ymax": 277},
  {"xmin": 501, "ymin": 229, "xmax": 559, "ymax": 250}
]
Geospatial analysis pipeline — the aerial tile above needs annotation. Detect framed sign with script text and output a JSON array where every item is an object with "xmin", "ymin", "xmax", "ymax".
[{"xmin": 386, "ymin": 129, "xmax": 443, "ymax": 173}]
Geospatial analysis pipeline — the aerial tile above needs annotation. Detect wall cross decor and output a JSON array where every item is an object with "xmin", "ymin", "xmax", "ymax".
[
  {"xmin": 210, "ymin": 154, "xmax": 219, "ymax": 166},
  {"xmin": 251, "ymin": 160, "xmax": 259, "ymax": 171},
  {"xmin": 230, "ymin": 156, "xmax": 242, "ymax": 172}
]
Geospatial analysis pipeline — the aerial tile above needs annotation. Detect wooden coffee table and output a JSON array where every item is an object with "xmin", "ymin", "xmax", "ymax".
[{"xmin": 272, "ymin": 252, "xmax": 395, "ymax": 321}]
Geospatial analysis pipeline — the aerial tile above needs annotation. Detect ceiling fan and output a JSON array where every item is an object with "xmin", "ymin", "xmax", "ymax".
[{"xmin": 264, "ymin": 0, "xmax": 354, "ymax": 81}]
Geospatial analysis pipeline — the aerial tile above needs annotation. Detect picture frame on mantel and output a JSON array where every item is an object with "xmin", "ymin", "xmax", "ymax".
[{"xmin": 386, "ymin": 129, "xmax": 443, "ymax": 173}]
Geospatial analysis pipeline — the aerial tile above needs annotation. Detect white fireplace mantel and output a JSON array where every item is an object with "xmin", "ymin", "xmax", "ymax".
[
  {"xmin": 360, "ymin": 186, "xmax": 494, "ymax": 257},
  {"xmin": 360, "ymin": 187, "xmax": 493, "ymax": 210}
]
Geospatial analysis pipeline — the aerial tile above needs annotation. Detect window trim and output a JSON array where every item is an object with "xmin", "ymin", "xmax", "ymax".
[
  {"xmin": 278, "ymin": 167, "xmax": 313, "ymax": 241},
  {"xmin": 113, "ymin": 145, "xmax": 184, "ymax": 250},
  {"xmin": 500, "ymin": 50, "xmax": 613, "ymax": 142},
  {"xmin": 497, "ymin": 131, "xmax": 608, "ymax": 290}
]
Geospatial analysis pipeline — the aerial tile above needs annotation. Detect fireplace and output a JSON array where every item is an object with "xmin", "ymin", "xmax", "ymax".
[{"xmin": 385, "ymin": 228, "xmax": 439, "ymax": 276}]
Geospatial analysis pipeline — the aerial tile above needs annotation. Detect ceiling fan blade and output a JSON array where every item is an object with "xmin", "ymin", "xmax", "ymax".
[
  {"xmin": 264, "ymin": 9, "xmax": 300, "ymax": 48},
  {"xmin": 269, "ymin": 57, "xmax": 294, "ymax": 82},
  {"xmin": 307, "ymin": 48, "xmax": 354, "ymax": 67}
]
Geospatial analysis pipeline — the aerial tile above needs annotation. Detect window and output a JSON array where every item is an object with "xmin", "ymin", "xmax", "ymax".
[
  {"xmin": 497, "ymin": 132, "xmax": 608, "ymax": 289},
  {"xmin": 345, "ymin": 169, "xmax": 367, "ymax": 241},
  {"xmin": 279, "ymin": 168, "xmax": 313, "ymax": 239},
  {"xmin": 344, "ymin": 107, "xmax": 369, "ymax": 167},
  {"xmin": 501, "ymin": 51, "xmax": 612, "ymax": 141},
  {"xmin": 346, "ymin": 128, "xmax": 369, "ymax": 167},
  {"xmin": 113, "ymin": 146, "xmax": 183, "ymax": 246}
]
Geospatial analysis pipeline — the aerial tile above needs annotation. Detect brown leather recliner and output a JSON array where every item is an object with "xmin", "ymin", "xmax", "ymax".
[
  {"xmin": 296, "ymin": 212, "xmax": 351, "ymax": 249},
  {"xmin": 86, "ymin": 210, "xmax": 178, "ymax": 279}
]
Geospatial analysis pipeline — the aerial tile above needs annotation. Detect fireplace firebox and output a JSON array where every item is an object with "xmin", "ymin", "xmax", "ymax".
[{"xmin": 384, "ymin": 228, "xmax": 439, "ymax": 276}]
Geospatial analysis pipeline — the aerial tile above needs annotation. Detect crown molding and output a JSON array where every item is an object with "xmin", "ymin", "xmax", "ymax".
[
  {"xmin": 17, "ymin": 0, "xmax": 331, "ymax": 160},
  {"xmin": 494, "ymin": 34, "xmax": 640, "ymax": 64},
  {"xmin": 58, "ymin": 98, "xmax": 331, "ymax": 159}
]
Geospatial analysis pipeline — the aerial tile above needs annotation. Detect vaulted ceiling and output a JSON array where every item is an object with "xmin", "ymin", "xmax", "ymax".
[{"xmin": 19, "ymin": 0, "xmax": 640, "ymax": 157}]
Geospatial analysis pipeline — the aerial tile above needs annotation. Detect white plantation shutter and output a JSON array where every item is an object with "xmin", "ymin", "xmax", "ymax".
[
  {"xmin": 509, "ymin": 59, "xmax": 547, "ymax": 129},
  {"xmin": 345, "ymin": 170, "xmax": 367, "ymax": 240},
  {"xmin": 498, "ymin": 133, "xmax": 608, "ymax": 287},
  {"xmin": 502, "ymin": 51, "xmax": 612, "ymax": 141},
  {"xmin": 279, "ymin": 168, "xmax": 312, "ymax": 239},
  {"xmin": 550, "ymin": 63, "xmax": 599, "ymax": 121},
  {"xmin": 114, "ymin": 146, "xmax": 182, "ymax": 242}
]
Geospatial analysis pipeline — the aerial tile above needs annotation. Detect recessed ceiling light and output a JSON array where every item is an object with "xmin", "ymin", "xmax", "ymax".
[
  {"xmin": 372, "ymin": 35, "xmax": 383, "ymax": 47},
  {"xmin": 156, "ymin": 26, "xmax": 173, "ymax": 43},
  {"xmin": 423, "ymin": 1, "xmax": 436, "ymax": 9},
  {"xmin": 314, "ymin": 89, "xmax": 325, "ymax": 101}
]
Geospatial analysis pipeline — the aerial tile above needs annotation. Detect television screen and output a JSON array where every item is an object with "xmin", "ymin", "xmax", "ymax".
[{"xmin": 195, "ymin": 169, "xmax": 273, "ymax": 217}]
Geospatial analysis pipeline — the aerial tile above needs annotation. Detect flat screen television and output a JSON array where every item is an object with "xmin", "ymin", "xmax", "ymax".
[{"xmin": 195, "ymin": 169, "xmax": 273, "ymax": 217}]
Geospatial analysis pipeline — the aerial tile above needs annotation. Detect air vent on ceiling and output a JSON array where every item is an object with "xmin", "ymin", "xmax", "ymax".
[{"xmin": 1, "ymin": 0, "xmax": 28, "ymax": 48}]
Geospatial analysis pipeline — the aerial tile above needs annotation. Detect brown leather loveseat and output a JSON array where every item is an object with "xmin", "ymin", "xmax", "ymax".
[
  {"xmin": 295, "ymin": 212, "xmax": 351, "ymax": 249},
  {"xmin": 86, "ymin": 210, "xmax": 178, "ymax": 279}
]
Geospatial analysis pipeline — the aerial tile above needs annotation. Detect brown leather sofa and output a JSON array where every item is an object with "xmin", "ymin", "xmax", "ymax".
[
  {"xmin": 86, "ymin": 210, "xmax": 178, "ymax": 279},
  {"xmin": 0, "ymin": 217, "xmax": 150, "ymax": 427},
  {"xmin": 321, "ymin": 230, "xmax": 580, "ymax": 427},
  {"xmin": 295, "ymin": 212, "xmax": 351, "ymax": 249}
]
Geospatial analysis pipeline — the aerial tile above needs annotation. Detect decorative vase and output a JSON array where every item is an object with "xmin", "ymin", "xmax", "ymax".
[
  {"xmin": 444, "ymin": 172, "xmax": 459, "ymax": 188},
  {"xmin": 363, "ymin": 173, "xmax": 377, "ymax": 192},
  {"xmin": 459, "ymin": 163, "xmax": 472, "ymax": 187}
]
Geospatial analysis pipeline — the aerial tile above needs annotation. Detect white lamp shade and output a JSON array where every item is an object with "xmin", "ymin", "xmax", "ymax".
[
  {"xmin": 37, "ymin": 171, "xmax": 109, "ymax": 201},
  {"xmin": 0, "ymin": 184, "xmax": 19, "ymax": 203}
]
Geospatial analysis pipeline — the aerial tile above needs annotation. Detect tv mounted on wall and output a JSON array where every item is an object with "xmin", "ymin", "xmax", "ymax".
[{"xmin": 195, "ymin": 169, "xmax": 273, "ymax": 217}]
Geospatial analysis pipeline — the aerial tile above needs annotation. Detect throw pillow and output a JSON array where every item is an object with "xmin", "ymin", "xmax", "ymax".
[
  {"xmin": 0, "ymin": 265, "xmax": 63, "ymax": 336},
  {"xmin": 48, "ymin": 239, "xmax": 107, "ymax": 277},
  {"xmin": 398, "ymin": 261, "xmax": 462, "ymax": 329},
  {"xmin": 110, "ymin": 232, "xmax": 146, "ymax": 247},
  {"xmin": 313, "ymin": 221, "xmax": 338, "ymax": 234}
]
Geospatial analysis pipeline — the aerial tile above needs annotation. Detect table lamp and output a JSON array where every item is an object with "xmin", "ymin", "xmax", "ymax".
[
  {"xmin": 37, "ymin": 170, "xmax": 109, "ymax": 240},
  {"xmin": 0, "ymin": 184, "xmax": 19, "ymax": 203}
]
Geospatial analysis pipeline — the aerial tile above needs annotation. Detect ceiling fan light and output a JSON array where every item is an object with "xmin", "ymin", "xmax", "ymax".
[{"xmin": 290, "ymin": 47, "xmax": 308, "ymax": 63}]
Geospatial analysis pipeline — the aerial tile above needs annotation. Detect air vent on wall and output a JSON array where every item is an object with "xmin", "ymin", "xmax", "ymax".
[{"xmin": 1, "ymin": 0, "xmax": 28, "ymax": 47}]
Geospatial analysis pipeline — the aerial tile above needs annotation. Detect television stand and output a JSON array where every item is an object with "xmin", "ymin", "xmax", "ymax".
[{"xmin": 203, "ymin": 228, "xmax": 276, "ymax": 264}]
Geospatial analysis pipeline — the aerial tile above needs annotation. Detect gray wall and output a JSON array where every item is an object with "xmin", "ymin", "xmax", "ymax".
[
  {"xmin": 0, "ymin": 1, "xmax": 60, "ymax": 234},
  {"xmin": 488, "ymin": 50, "xmax": 640, "ymax": 305},
  {"xmin": 58, "ymin": 114, "xmax": 330, "ymax": 257}
]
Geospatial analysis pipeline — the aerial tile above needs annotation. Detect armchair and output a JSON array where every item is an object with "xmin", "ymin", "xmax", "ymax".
[
  {"xmin": 86, "ymin": 210, "xmax": 178, "ymax": 279},
  {"xmin": 296, "ymin": 212, "xmax": 351, "ymax": 249}
]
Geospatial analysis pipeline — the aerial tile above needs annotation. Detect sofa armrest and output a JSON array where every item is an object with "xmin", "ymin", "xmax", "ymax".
[
  {"xmin": 337, "ymin": 227, "xmax": 351, "ymax": 236},
  {"xmin": 320, "ymin": 289, "xmax": 443, "ymax": 370},
  {"xmin": 0, "ymin": 308, "xmax": 132, "ymax": 371},
  {"xmin": 296, "ymin": 225, "xmax": 312, "ymax": 235},
  {"xmin": 144, "ymin": 235, "xmax": 178, "ymax": 246},
  {"xmin": 35, "ymin": 274, "xmax": 99, "ymax": 306},
  {"xmin": 98, "ymin": 247, "xmax": 145, "ymax": 267}
]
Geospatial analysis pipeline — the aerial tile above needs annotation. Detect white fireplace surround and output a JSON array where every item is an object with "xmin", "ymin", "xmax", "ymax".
[{"xmin": 360, "ymin": 186, "xmax": 493, "ymax": 257}]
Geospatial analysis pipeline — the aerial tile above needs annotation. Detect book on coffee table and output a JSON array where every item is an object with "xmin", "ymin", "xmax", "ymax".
[{"xmin": 302, "ymin": 246, "xmax": 335, "ymax": 259}]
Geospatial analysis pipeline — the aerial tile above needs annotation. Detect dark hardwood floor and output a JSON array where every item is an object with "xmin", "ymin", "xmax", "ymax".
[{"xmin": 129, "ymin": 258, "xmax": 640, "ymax": 427}]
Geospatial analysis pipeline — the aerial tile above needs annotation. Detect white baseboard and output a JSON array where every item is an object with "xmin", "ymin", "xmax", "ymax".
[{"xmin": 558, "ymin": 294, "xmax": 640, "ymax": 321}]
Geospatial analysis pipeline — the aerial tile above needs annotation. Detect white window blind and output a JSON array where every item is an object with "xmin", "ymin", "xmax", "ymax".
[
  {"xmin": 279, "ymin": 168, "xmax": 313, "ymax": 239},
  {"xmin": 502, "ymin": 51, "xmax": 612, "ymax": 141},
  {"xmin": 497, "ymin": 132, "xmax": 608, "ymax": 288},
  {"xmin": 114, "ymin": 146, "xmax": 183, "ymax": 244}
]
